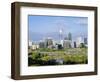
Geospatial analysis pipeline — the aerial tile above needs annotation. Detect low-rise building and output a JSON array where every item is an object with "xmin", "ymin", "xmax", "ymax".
[
  {"xmin": 31, "ymin": 44, "xmax": 39, "ymax": 50},
  {"xmin": 63, "ymin": 40, "xmax": 71, "ymax": 48}
]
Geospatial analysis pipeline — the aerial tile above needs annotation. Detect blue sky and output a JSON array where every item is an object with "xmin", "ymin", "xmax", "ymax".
[{"xmin": 28, "ymin": 15, "xmax": 88, "ymax": 41}]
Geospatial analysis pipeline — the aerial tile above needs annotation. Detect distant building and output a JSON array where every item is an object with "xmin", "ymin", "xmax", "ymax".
[
  {"xmin": 45, "ymin": 37, "xmax": 53, "ymax": 48},
  {"xmin": 63, "ymin": 33, "xmax": 72, "ymax": 48},
  {"xmin": 74, "ymin": 41, "xmax": 77, "ymax": 48},
  {"xmin": 53, "ymin": 40, "xmax": 57, "ymax": 46},
  {"xmin": 84, "ymin": 38, "xmax": 87, "ymax": 44},
  {"xmin": 76, "ymin": 37, "xmax": 83, "ymax": 47},
  {"xmin": 60, "ymin": 40, "xmax": 64, "ymax": 47},
  {"xmin": 59, "ymin": 28, "xmax": 63, "ymax": 41},
  {"xmin": 31, "ymin": 44, "xmax": 39, "ymax": 50},
  {"xmin": 68, "ymin": 32, "xmax": 72, "ymax": 41},
  {"xmin": 29, "ymin": 40, "xmax": 32, "ymax": 47},
  {"xmin": 39, "ymin": 41, "xmax": 45, "ymax": 48},
  {"xmin": 63, "ymin": 40, "xmax": 71, "ymax": 48},
  {"xmin": 64, "ymin": 36, "xmax": 68, "ymax": 40}
]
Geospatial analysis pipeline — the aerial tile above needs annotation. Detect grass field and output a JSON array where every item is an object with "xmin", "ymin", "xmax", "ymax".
[{"xmin": 28, "ymin": 48, "xmax": 88, "ymax": 66}]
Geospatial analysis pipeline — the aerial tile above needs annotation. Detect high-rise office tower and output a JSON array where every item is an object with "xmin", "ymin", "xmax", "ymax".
[
  {"xmin": 68, "ymin": 32, "xmax": 72, "ymax": 41},
  {"xmin": 59, "ymin": 28, "xmax": 63, "ymax": 44},
  {"xmin": 74, "ymin": 41, "xmax": 77, "ymax": 48},
  {"xmin": 84, "ymin": 38, "xmax": 87, "ymax": 44}
]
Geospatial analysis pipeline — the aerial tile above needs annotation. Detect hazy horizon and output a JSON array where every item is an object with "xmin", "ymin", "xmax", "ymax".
[{"xmin": 28, "ymin": 15, "xmax": 88, "ymax": 42}]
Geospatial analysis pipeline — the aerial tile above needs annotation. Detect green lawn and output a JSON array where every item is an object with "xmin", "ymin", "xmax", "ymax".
[{"xmin": 28, "ymin": 48, "xmax": 88, "ymax": 66}]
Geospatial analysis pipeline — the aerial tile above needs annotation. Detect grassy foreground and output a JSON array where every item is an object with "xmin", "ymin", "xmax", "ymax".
[{"xmin": 28, "ymin": 48, "xmax": 88, "ymax": 66}]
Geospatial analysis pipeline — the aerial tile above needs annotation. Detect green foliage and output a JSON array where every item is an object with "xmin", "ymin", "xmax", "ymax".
[
  {"xmin": 41, "ymin": 56, "xmax": 51, "ymax": 61},
  {"xmin": 39, "ymin": 48, "xmax": 54, "ymax": 52},
  {"xmin": 79, "ymin": 43, "xmax": 86, "ymax": 48},
  {"xmin": 29, "ymin": 48, "xmax": 88, "ymax": 66},
  {"xmin": 63, "ymin": 54, "xmax": 87, "ymax": 64},
  {"xmin": 58, "ymin": 44, "xmax": 63, "ymax": 50},
  {"xmin": 31, "ymin": 52, "xmax": 41, "ymax": 60}
]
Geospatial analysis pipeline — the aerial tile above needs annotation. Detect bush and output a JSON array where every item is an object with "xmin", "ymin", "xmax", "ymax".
[
  {"xmin": 28, "ymin": 48, "xmax": 88, "ymax": 66},
  {"xmin": 31, "ymin": 52, "xmax": 41, "ymax": 60},
  {"xmin": 63, "ymin": 54, "xmax": 87, "ymax": 64},
  {"xmin": 28, "ymin": 57, "xmax": 34, "ymax": 66}
]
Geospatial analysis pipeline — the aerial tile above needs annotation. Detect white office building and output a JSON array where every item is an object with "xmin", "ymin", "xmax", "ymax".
[
  {"xmin": 76, "ymin": 37, "xmax": 84, "ymax": 47},
  {"xmin": 29, "ymin": 40, "xmax": 32, "ymax": 47},
  {"xmin": 31, "ymin": 44, "xmax": 39, "ymax": 50}
]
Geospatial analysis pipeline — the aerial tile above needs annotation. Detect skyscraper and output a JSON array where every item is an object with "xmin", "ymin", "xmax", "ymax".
[
  {"xmin": 84, "ymin": 38, "xmax": 87, "ymax": 44},
  {"xmin": 59, "ymin": 28, "xmax": 63, "ymax": 44},
  {"xmin": 74, "ymin": 41, "xmax": 77, "ymax": 48},
  {"xmin": 68, "ymin": 32, "xmax": 72, "ymax": 41},
  {"xmin": 63, "ymin": 33, "xmax": 72, "ymax": 48}
]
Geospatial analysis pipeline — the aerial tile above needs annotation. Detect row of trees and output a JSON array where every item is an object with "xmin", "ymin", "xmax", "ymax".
[{"xmin": 28, "ymin": 51, "xmax": 87, "ymax": 66}]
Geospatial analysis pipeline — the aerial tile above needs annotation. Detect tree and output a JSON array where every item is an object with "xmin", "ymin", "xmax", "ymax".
[
  {"xmin": 58, "ymin": 44, "xmax": 63, "ymax": 49},
  {"xmin": 32, "ymin": 52, "xmax": 41, "ymax": 60},
  {"xmin": 79, "ymin": 43, "xmax": 86, "ymax": 48}
]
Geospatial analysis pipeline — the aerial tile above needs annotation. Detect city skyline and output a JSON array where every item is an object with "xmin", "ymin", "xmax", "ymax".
[
  {"xmin": 28, "ymin": 15, "xmax": 88, "ymax": 42},
  {"xmin": 28, "ymin": 15, "xmax": 88, "ymax": 66}
]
